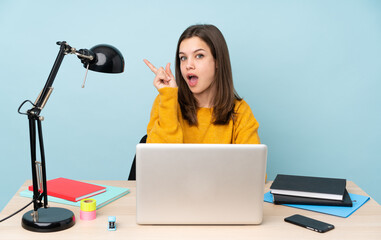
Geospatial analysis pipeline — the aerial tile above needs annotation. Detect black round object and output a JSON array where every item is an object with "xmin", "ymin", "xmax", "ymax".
[
  {"xmin": 22, "ymin": 207, "xmax": 75, "ymax": 232},
  {"xmin": 88, "ymin": 44, "xmax": 125, "ymax": 73}
]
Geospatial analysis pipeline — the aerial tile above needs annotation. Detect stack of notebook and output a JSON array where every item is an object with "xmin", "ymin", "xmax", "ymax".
[
  {"xmin": 22, "ymin": 177, "xmax": 130, "ymax": 209},
  {"xmin": 270, "ymin": 174, "xmax": 353, "ymax": 207}
]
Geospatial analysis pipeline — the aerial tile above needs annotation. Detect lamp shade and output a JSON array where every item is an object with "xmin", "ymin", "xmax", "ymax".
[{"xmin": 87, "ymin": 44, "xmax": 124, "ymax": 73}]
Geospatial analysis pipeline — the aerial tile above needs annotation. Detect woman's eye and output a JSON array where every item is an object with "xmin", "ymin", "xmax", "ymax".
[
  {"xmin": 196, "ymin": 54, "xmax": 204, "ymax": 59},
  {"xmin": 180, "ymin": 56, "xmax": 187, "ymax": 61}
]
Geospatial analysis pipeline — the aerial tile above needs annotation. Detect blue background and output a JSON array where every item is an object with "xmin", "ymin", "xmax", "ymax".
[{"xmin": 0, "ymin": 0, "xmax": 380, "ymax": 211}]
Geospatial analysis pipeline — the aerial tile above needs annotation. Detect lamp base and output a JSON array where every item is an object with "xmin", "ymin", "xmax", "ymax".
[{"xmin": 22, "ymin": 207, "xmax": 75, "ymax": 232}]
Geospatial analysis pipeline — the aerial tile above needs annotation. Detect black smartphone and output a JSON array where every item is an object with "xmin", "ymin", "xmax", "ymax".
[{"xmin": 284, "ymin": 214, "xmax": 334, "ymax": 233}]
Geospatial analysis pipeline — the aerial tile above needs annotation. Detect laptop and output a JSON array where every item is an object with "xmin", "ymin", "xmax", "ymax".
[{"xmin": 136, "ymin": 144, "xmax": 267, "ymax": 225}]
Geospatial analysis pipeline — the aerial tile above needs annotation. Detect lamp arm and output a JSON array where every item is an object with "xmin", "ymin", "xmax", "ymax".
[
  {"xmin": 26, "ymin": 41, "xmax": 72, "ymax": 216},
  {"xmin": 32, "ymin": 42, "xmax": 69, "ymax": 115}
]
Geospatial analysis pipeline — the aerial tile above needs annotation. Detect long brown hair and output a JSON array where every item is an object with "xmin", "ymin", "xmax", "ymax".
[{"xmin": 175, "ymin": 24, "xmax": 241, "ymax": 126}]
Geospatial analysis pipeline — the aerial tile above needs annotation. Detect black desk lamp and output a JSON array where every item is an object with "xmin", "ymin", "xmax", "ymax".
[{"xmin": 17, "ymin": 41, "xmax": 124, "ymax": 232}]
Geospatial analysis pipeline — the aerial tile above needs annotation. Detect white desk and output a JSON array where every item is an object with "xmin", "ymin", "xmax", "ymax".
[{"xmin": 1, "ymin": 180, "xmax": 380, "ymax": 239}]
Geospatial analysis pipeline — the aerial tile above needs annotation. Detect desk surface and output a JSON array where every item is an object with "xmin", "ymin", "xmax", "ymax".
[{"xmin": 1, "ymin": 180, "xmax": 381, "ymax": 240}]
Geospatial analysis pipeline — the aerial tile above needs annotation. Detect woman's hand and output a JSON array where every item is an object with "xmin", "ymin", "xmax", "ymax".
[{"xmin": 144, "ymin": 59, "xmax": 177, "ymax": 90}]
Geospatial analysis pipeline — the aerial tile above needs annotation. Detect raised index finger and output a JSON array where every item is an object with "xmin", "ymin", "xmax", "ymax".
[
  {"xmin": 143, "ymin": 59, "xmax": 158, "ymax": 74},
  {"xmin": 165, "ymin": 63, "xmax": 174, "ymax": 78}
]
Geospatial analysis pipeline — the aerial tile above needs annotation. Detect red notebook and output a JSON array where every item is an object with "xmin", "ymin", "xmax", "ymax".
[{"xmin": 28, "ymin": 177, "xmax": 106, "ymax": 202}]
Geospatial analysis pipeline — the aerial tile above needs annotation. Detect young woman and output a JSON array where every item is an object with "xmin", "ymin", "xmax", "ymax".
[{"xmin": 144, "ymin": 24, "xmax": 260, "ymax": 144}]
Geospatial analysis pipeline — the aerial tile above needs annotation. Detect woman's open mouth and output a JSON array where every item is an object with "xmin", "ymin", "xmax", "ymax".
[{"xmin": 187, "ymin": 74, "xmax": 199, "ymax": 87}]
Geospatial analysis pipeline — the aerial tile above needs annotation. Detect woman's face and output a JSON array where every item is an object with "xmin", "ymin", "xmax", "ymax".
[{"xmin": 179, "ymin": 37, "xmax": 216, "ymax": 103}]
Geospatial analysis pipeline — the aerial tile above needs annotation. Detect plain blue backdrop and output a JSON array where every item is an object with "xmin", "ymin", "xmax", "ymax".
[{"xmin": 0, "ymin": 0, "xmax": 380, "ymax": 212}]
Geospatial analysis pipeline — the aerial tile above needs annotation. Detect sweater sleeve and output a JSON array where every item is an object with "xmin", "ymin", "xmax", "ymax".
[
  {"xmin": 146, "ymin": 87, "xmax": 183, "ymax": 143},
  {"xmin": 233, "ymin": 100, "xmax": 261, "ymax": 144}
]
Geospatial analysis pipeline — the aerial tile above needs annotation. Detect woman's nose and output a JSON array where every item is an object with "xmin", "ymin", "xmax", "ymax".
[{"xmin": 186, "ymin": 58, "xmax": 195, "ymax": 70}]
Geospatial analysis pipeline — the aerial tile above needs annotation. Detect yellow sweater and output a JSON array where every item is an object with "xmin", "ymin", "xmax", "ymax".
[{"xmin": 147, "ymin": 87, "xmax": 261, "ymax": 144}]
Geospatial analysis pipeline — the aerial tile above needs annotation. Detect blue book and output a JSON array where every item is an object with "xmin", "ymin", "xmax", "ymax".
[
  {"xmin": 20, "ymin": 183, "xmax": 129, "ymax": 209},
  {"xmin": 264, "ymin": 191, "xmax": 370, "ymax": 218}
]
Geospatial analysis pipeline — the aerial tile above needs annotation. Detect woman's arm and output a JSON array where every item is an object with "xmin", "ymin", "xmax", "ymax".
[
  {"xmin": 147, "ymin": 87, "xmax": 184, "ymax": 143},
  {"xmin": 233, "ymin": 100, "xmax": 261, "ymax": 144}
]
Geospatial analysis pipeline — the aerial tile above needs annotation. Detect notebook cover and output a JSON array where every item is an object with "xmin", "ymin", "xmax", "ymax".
[
  {"xmin": 21, "ymin": 183, "xmax": 129, "ymax": 209},
  {"xmin": 28, "ymin": 177, "xmax": 106, "ymax": 202},
  {"xmin": 270, "ymin": 174, "xmax": 346, "ymax": 200},
  {"xmin": 264, "ymin": 191, "xmax": 370, "ymax": 218},
  {"xmin": 273, "ymin": 189, "xmax": 353, "ymax": 207}
]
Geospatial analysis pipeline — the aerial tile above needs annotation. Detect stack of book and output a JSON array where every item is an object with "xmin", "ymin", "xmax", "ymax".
[
  {"xmin": 29, "ymin": 177, "xmax": 107, "ymax": 202},
  {"xmin": 270, "ymin": 174, "xmax": 353, "ymax": 207},
  {"xmin": 23, "ymin": 177, "xmax": 130, "ymax": 209}
]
